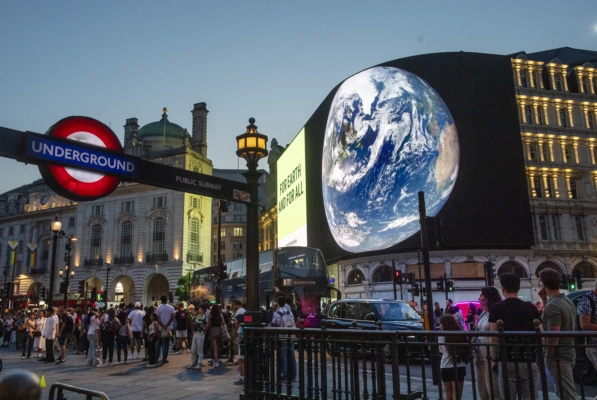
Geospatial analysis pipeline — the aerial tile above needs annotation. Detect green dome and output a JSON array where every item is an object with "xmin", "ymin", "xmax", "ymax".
[{"xmin": 138, "ymin": 112, "xmax": 186, "ymax": 139}]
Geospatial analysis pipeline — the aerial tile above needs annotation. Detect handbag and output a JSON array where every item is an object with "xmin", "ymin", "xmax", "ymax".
[
  {"xmin": 33, "ymin": 331, "xmax": 42, "ymax": 337},
  {"xmin": 221, "ymin": 321, "xmax": 230, "ymax": 340},
  {"xmin": 160, "ymin": 325, "xmax": 171, "ymax": 338}
]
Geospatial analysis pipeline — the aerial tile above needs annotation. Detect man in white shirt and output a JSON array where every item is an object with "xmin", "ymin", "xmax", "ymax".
[
  {"xmin": 155, "ymin": 295, "xmax": 175, "ymax": 364},
  {"xmin": 41, "ymin": 307, "xmax": 58, "ymax": 363},
  {"xmin": 127, "ymin": 302, "xmax": 145, "ymax": 360}
]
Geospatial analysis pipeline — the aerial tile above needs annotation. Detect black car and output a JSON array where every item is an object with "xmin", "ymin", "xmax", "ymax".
[
  {"xmin": 566, "ymin": 290, "xmax": 597, "ymax": 385},
  {"xmin": 323, "ymin": 299, "xmax": 425, "ymax": 362}
]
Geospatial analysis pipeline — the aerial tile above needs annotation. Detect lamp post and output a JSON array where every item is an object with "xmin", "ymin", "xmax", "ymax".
[
  {"xmin": 48, "ymin": 215, "xmax": 65, "ymax": 309},
  {"xmin": 236, "ymin": 118, "xmax": 268, "ymax": 326},
  {"xmin": 59, "ymin": 235, "xmax": 76, "ymax": 306},
  {"xmin": 105, "ymin": 263, "xmax": 111, "ymax": 302}
]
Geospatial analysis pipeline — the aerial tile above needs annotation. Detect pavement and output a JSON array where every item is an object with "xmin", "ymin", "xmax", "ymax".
[{"xmin": 0, "ymin": 344, "xmax": 244, "ymax": 400}]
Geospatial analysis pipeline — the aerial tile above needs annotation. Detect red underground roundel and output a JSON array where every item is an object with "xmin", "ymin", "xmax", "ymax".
[{"xmin": 39, "ymin": 116, "xmax": 123, "ymax": 201}]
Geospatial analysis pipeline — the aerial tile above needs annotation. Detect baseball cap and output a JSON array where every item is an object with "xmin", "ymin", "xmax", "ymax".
[{"xmin": 135, "ymin": 302, "xmax": 141, "ymax": 308}]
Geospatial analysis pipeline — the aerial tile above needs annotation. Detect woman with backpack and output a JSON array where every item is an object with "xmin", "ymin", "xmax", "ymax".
[
  {"xmin": 439, "ymin": 314, "xmax": 471, "ymax": 400},
  {"xmin": 207, "ymin": 305, "xmax": 229, "ymax": 367},
  {"xmin": 115, "ymin": 307, "xmax": 132, "ymax": 364},
  {"xmin": 98, "ymin": 308, "xmax": 120, "ymax": 368}
]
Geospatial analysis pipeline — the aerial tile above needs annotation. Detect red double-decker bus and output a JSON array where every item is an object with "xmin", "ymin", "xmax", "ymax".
[
  {"xmin": 51, "ymin": 291, "xmax": 102, "ymax": 309},
  {"xmin": 12, "ymin": 293, "xmax": 40, "ymax": 310}
]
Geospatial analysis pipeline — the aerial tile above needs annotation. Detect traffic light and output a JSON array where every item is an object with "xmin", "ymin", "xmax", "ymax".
[
  {"xmin": 403, "ymin": 273, "xmax": 414, "ymax": 285},
  {"xmin": 79, "ymin": 280, "xmax": 86, "ymax": 296},
  {"xmin": 40, "ymin": 287, "xmax": 46, "ymax": 300},
  {"xmin": 90, "ymin": 287, "xmax": 97, "ymax": 301},
  {"xmin": 575, "ymin": 269, "xmax": 583, "ymax": 290},
  {"xmin": 413, "ymin": 283, "xmax": 420, "ymax": 297},
  {"xmin": 446, "ymin": 280, "xmax": 455, "ymax": 292},
  {"xmin": 437, "ymin": 277, "xmax": 445, "ymax": 291},
  {"xmin": 59, "ymin": 282, "xmax": 66, "ymax": 294},
  {"xmin": 559, "ymin": 274, "xmax": 569, "ymax": 290},
  {"xmin": 394, "ymin": 270, "xmax": 402, "ymax": 284},
  {"xmin": 567, "ymin": 274, "xmax": 576, "ymax": 291},
  {"xmin": 168, "ymin": 291, "xmax": 174, "ymax": 303},
  {"xmin": 218, "ymin": 261, "xmax": 228, "ymax": 280}
]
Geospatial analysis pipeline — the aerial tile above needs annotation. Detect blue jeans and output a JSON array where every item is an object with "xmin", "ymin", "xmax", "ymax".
[
  {"xmin": 156, "ymin": 335, "xmax": 170, "ymax": 362},
  {"xmin": 278, "ymin": 339, "xmax": 296, "ymax": 379}
]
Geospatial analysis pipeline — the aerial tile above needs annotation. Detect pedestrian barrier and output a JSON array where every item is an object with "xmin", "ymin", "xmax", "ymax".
[
  {"xmin": 49, "ymin": 382, "xmax": 110, "ymax": 400},
  {"xmin": 243, "ymin": 320, "xmax": 597, "ymax": 400}
]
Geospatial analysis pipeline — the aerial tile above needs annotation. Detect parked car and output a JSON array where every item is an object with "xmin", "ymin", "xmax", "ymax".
[
  {"xmin": 566, "ymin": 289, "xmax": 597, "ymax": 385},
  {"xmin": 323, "ymin": 299, "xmax": 425, "ymax": 362}
]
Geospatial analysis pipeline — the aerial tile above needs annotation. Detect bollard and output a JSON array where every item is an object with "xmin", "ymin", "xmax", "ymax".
[{"xmin": 0, "ymin": 369, "xmax": 42, "ymax": 400}]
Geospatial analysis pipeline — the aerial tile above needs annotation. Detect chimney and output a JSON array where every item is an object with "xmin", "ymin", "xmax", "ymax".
[
  {"xmin": 191, "ymin": 102, "xmax": 209, "ymax": 156},
  {"xmin": 123, "ymin": 118, "xmax": 140, "ymax": 150}
]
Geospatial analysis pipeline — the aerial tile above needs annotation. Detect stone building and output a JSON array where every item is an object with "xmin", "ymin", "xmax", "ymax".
[{"xmin": 0, "ymin": 102, "xmax": 213, "ymax": 306}]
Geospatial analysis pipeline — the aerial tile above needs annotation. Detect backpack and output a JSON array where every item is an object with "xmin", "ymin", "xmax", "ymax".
[
  {"xmin": 103, "ymin": 318, "xmax": 120, "ymax": 336},
  {"xmin": 277, "ymin": 310, "xmax": 296, "ymax": 328},
  {"xmin": 576, "ymin": 293, "xmax": 596, "ymax": 343}
]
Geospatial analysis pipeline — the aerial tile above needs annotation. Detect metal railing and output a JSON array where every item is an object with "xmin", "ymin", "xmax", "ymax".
[
  {"xmin": 243, "ymin": 321, "xmax": 597, "ymax": 400},
  {"xmin": 49, "ymin": 382, "xmax": 110, "ymax": 400},
  {"xmin": 83, "ymin": 257, "xmax": 104, "ymax": 267},
  {"xmin": 113, "ymin": 255, "xmax": 135, "ymax": 265},
  {"xmin": 145, "ymin": 252, "xmax": 168, "ymax": 263}
]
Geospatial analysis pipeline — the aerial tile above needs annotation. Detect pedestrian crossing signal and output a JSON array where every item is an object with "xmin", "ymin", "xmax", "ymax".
[{"xmin": 394, "ymin": 270, "xmax": 402, "ymax": 284}]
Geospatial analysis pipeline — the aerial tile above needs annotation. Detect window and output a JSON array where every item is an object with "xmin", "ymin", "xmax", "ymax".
[
  {"xmin": 537, "ymin": 107, "xmax": 544, "ymax": 125},
  {"xmin": 189, "ymin": 218, "xmax": 200, "ymax": 259},
  {"xmin": 564, "ymin": 144, "xmax": 574, "ymax": 163},
  {"xmin": 153, "ymin": 197, "xmax": 166, "ymax": 209},
  {"xmin": 234, "ymin": 203, "xmax": 244, "ymax": 212},
  {"xmin": 212, "ymin": 229, "xmax": 218, "ymax": 238},
  {"xmin": 538, "ymin": 214, "xmax": 550, "ymax": 240},
  {"xmin": 68, "ymin": 217, "xmax": 75, "ymax": 228},
  {"xmin": 221, "ymin": 228, "xmax": 226, "ymax": 237},
  {"xmin": 347, "ymin": 269, "xmax": 365, "ymax": 286},
  {"xmin": 218, "ymin": 254, "xmax": 225, "ymax": 262},
  {"xmin": 92, "ymin": 205, "xmax": 103, "ymax": 216},
  {"xmin": 233, "ymin": 253, "xmax": 243, "ymax": 259},
  {"xmin": 152, "ymin": 217, "xmax": 166, "ymax": 255},
  {"xmin": 545, "ymin": 177, "xmax": 553, "ymax": 198},
  {"xmin": 524, "ymin": 105, "xmax": 533, "ymax": 124},
  {"xmin": 191, "ymin": 197, "xmax": 200, "ymax": 209},
  {"xmin": 19, "ymin": 224, "xmax": 25, "ymax": 235},
  {"xmin": 582, "ymin": 76, "xmax": 589, "ymax": 94},
  {"xmin": 120, "ymin": 221, "xmax": 133, "ymax": 258},
  {"xmin": 569, "ymin": 177, "xmax": 578, "ymax": 199},
  {"xmin": 90, "ymin": 224, "xmax": 102, "ymax": 260},
  {"xmin": 559, "ymin": 109, "xmax": 568, "ymax": 127},
  {"xmin": 40, "ymin": 239, "xmax": 49, "ymax": 269},
  {"xmin": 529, "ymin": 142, "xmax": 538, "ymax": 161},
  {"xmin": 121, "ymin": 201, "xmax": 134, "ymax": 213},
  {"xmin": 589, "ymin": 113, "xmax": 595, "ymax": 130},
  {"xmin": 8, "ymin": 226, "xmax": 13, "ymax": 236},
  {"xmin": 371, "ymin": 265, "xmax": 393, "ymax": 283},
  {"xmin": 233, "ymin": 227, "xmax": 243, "ymax": 236},
  {"xmin": 541, "ymin": 142, "xmax": 549, "ymax": 162},
  {"xmin": 554, "ymin": 74, "xmax": 562, "ymax": 91},
  {"xmin": 233, "ymin": 215, "xmax": 244, "ymax": 223},
  {"xmin": 0, "ymin": 228, "xmax": 3, "ymax": 238},
  {"xmin": 220, "ymin": 242, "xmax": 225, "ymax": 250},
  {"xmin": 575, "ymin": 215, "xmax": 586, "ymax": 241},
  {"xmin": 551, "ymin": 214, "xmax": 561, "ymax": 241},
  {"xmin": 233, "ymin": 241, "xmax": 243, "ymax": 250},
  {"xmin": 520, "ymin": 70, "xmax": 528, "ymax": 88},
  {"xmin": 533, "ymin": 176, "xmax": 543, "ymax": 198}
]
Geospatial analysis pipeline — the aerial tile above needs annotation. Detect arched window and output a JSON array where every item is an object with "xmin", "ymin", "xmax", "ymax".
[
  {"xmin": 347, "ymin": 269, "xmax": 365, "ymax": 286},
  {"xmin": 119, "ymin": 221, "xmax": 133, "ymax": 258},
  {"xmin": 371, "ymin": 265, "xmax": 393, "ymax": 283},
  {"xmin": 573, "ymin": 262, "xmax": 597, "ymax": 279},
  {"xmin": 188, "ymin": 218, "xmax": 200, "ymax": 261},
  {"xmin": 152, "ymin": 217, "xmax": 166, "ymax": 255},
  {"xmin": 535, "ymin": 261, "xmax": 564, "ymax": 278},
  {"xmin": 497, "ymin": 261, "xmax": 528, "ymax": 279},
  {"xmin": 90, "ymin": 224, "xmax": 102, "ymax": 260}
]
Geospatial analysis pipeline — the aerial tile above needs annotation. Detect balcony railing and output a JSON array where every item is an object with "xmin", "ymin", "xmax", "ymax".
[
  {"xmin": 83, "ymin": 257, "xmax": 104, "ymax": 267},
  {"xmin": 113, "ymin": 255, "xmax": 135, "ymax": 265},
  {"xmin": 30, "ymin": 267, "xmax": 47, "ymax": 275},
  {"xmin": 145, "ymin": 253, "xmax": 168, "ymax": 263},
  {"xmin": 186, "ymin": 252, "xmax": 203, "ymax": 263}
]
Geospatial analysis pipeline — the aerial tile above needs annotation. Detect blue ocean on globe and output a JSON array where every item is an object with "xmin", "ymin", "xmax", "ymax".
[{"xmin": 322, "ymin": 66, "xmax": 459, "ymax": 253}]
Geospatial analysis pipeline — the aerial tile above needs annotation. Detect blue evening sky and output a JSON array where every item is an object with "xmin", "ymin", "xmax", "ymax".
[{"xmin": 0, "ymin": 1, "xmax": 595, "ymax": 195}]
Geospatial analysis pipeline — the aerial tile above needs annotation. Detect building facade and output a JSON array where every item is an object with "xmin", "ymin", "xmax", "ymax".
[{"xmin": 0, "ymin": 102, "xmax": 213, "ymax": 307}]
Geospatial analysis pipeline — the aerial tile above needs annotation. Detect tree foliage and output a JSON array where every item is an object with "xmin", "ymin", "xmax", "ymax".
[{"xmin": 175, "ymin": 272, "xmax": 192, "ymax": 302}]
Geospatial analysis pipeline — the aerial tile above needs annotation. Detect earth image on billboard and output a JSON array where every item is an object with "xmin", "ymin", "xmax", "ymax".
[{"xmin": 322, "ymin": 66, "xmax": 460, "ymax": 252}]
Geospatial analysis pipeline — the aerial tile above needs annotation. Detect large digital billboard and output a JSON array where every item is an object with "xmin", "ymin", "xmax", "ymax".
[{"xmin": 284, "ymin": 52, "xmax": 534, "ymax": 261}]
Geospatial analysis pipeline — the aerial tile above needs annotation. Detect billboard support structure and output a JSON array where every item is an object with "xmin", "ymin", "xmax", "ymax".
[{"xmin": 419, "ymin": 191, "xmax": 440, "ymax": 386}]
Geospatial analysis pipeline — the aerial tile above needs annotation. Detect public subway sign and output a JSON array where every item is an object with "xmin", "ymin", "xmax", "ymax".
[{"xmin": 0, "ymin": 116, "xmax": 249, "ymax": 203}]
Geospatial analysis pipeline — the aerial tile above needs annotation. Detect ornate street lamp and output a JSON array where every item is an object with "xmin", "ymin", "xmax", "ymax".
[
  {"xmin": 59, "ymin": 235, "xmax": 76, "ymax": 306},
  {"xmin": 48, "ymin": 215, "xmax": 65, "ymax": 309},
  {"xmin": 105, "ymin": 262, "xmax": 112, "ymax": 302},
  {"xmin": 236, "ymin": 118, "xmax": 268, "ymax": 325}
]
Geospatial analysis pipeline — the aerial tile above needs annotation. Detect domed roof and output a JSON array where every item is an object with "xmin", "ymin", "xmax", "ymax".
[{"xmin": 138, "ymin": 111, "xmax": 186, "ymax": 139}]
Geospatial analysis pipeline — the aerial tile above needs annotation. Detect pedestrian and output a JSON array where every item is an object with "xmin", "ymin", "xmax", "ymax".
[
  {"xmin": 489, "ymin": 273, "xmax": 542, "ymax": 400},
  {"xmin": 578, "ymin": 278, "xmax": 597, "ymax": 379},
  {"xmin": 98, "ymin": 308, "xmax": 120, "ymax": 368},
  {"xmin": 174, "ymin": 302, "xmax": 189, "ymax": 354},
  {"xmin": 141, "ymin": 305, "xmax": 154, "ymax": 362},
  {"xmin": 474, "ymin": 287, "xmax": 502, "ymax": 400},
  {"xmin": 269, "ymin": 296, "xmax": 297, "ymax": 381},
  {"xmin": 21, "ymin": 312, "xmax": 36, "ymax": 359},
  {"xmin": 233, "ymin": 302, "xmax": 246, "ymax": 385},
  {"xmin": 40, "ymin": 307, "xmax": 58, "ymax": 363},
  {"xmin": 115, "ymin": 305, "xmax": 131, "ymax": 364},
  {"xmin": 15, "ymin": 313, "xmax": 27, "ymax": 350},
  {"xmin": 1, "ymin": 314, "xmax": 12, "ymax": 347},
  {"xmin": 127, "ymin": 302, "xmax": 145, "ymax": 360},
  {"xmin": 33, "ymin": 311, "xmax": 45, "ymax": 358},
  {"xmin": 85, "ymin": 308, "xmax": 101, "ymax": 366},
  {"xmin": 187, "ymin": 304, "xmax": 207, "ymax": 370},
  {"xmin": 56, "ymin": 308, "xmax": 74, "ymax": 364},
  {"xmin": 207, "ymin": 304, "xmax": 229, "ymax": 367},
  {"xmin": 538, "ymin": 268, "xmax": 577, "ymax": 400},
  {"xmin": 155, "ymin": 295, "xmax": 175, "ymax": 365},
  {"xmin": 439, "ymin": 314, "xmax": 471, "ymax": 400},
  {"xmin": 146, "ymin": 312, "xmax": 159, "ymax": 368}
]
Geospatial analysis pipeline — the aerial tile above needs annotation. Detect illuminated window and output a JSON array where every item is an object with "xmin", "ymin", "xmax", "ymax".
[
  {"xmin": 233, "ymin": 227, "xmax": 243, "ymax": 236},
  {"xmin": 554, "ymin": 74, "xmax": 562, "ymax": 91},
  {"xmin": 589, "ymin": 113, "xmax": 595, "ymax": 130},
  {"xmin": 520, "ymin": 70, "xmax": 528, "ymax": 88},
  {"xmin": 189, "ymin": 218, "xmax": 200, "ymax": 259},
  {"xmin": 212, "ymin": 229, "xmax": 217, "ymax": 238},
  {"xmin": 541, "ymin": 143, "xmax": 549, "ymax": 161},
  {"xmin": 564, "ymin": 144, "xmax": 574, "ymax": 163},
  {"xmin": 537, "ymin": 107, "xmax": 544, "ymax": 125},
  {"xmin": 533, "ymin": 176, "xmax": 543, "ymax": 198},
  {"xmin": 575, "ymin": 215, "xmax": 586, "ymax": 241},
  {"xmin": 551, "ymin": 214, "xmax": 561, "ymax": 241},
  {"xmin": 221, "ymin": 228, "xmax": 227, "ymax": 237},
  {"xmin": 559, "ymin": 109, "xmax": 568, "ymax": 127},
  {"xmin": 529, "ymin": 142, "xmax": 538, "ymax": 161},
  {"xmin": 524, "ymin": 105, "xmax": 533, "ymax": 124},
  {"xmin": 90, "ymin": 224, "xmax": 102, "ymax": 260},
  {"xmin": 569, "ymin": 177, "xmax": 578, "ymax": 199},
  {"xmin": 120, "ymin": 221, "xmax": 132, "ymax": 258},
  {"xmin": 538, "ymin": 214, "xmax": 550, "ymax": 240},
  {"xmin": 347, "ymin": 269, "xmax": 365, "ymax": 286},
  {"xmin": 152, "ymin": 217, "xmax": 165, "ymax": 255}
]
